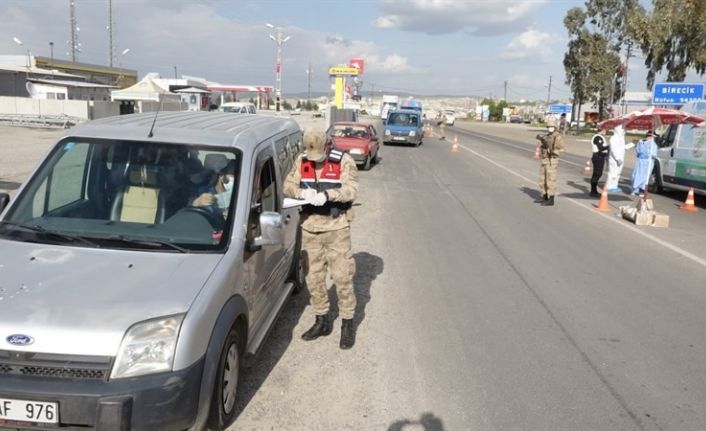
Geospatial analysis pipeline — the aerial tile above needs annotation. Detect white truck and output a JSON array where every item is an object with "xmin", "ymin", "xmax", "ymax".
[
  {"xmin": 652, "ymin": 100, "xmax": 706, "ymax": 195},
  {"xmin": 379, "ymin": 95, "xmax": 399, "ymax": 123}
]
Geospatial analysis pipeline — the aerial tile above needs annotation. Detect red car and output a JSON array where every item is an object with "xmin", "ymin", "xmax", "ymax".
[{"xmin": 327, "ymin": 122, "xmax": 380, "ymax": 170}]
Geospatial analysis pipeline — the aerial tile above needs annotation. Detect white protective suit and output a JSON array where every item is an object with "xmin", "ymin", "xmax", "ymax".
[{"xmin": 605, "ymin": 125, "xmax": 634, "ymax": 191}]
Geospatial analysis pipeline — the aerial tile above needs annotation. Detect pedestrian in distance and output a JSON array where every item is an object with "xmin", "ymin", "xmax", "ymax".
[
  {"xmin": 605, "ymin": 125, "xmax": 634, "ymax": 193},
  {"xmin": 284, "ymin": 130, "xmax": 359, "ymax": 349},
  {"xmin": 559, "ymin": 113, "xmax": 567, "ymax": 135},
  {"xmin": 589, "ymin": 129, "xmax": 610, "ymax": 197},
  {"xmin": 436, "ymin": 113, "xmax": 446, "ymax": 140},
  {"xmin": 535, "ymin": 118, "xmax": 566, "ymax": 206},
  {"xmin": 631, "ymin": 130, "xmax": 659, "ymax": 196}
]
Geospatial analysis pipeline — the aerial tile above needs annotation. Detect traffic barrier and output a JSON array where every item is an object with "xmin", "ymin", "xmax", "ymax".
[
  {"xmin": 533, "ymin": 146, "xmax": 540, "ymax": 160},
  {"xmin": 583, "ymin": 160, "xmax": 591, "ymax": 176},
  {"xmin": 679, "ymin": 187, "xmax": 698, "ymax": 212},
  {"xmin": 451, "ymin": 136, "xmax": 459, "ymax": 153},
  {"xmin": 595, "ymin": 187, "xmax": 611, "ymax": 212}
]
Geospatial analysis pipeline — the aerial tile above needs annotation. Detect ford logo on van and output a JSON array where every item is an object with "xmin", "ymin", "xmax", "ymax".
[{"xmin": 6, "ymin": 334, "xmax": 34, "ymax": 346}]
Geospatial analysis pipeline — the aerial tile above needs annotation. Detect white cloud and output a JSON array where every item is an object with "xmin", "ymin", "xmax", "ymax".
[
  {"xmin": 373, "ymin": 0, "xmax": 547, "ymax": 35},
  {"xmin": 0, "ymin": 1, "xmax": 417, "ymax": 91},
  {"xmin": 500, "ymin": 28, "xmax": 552, "ymax": 60}
]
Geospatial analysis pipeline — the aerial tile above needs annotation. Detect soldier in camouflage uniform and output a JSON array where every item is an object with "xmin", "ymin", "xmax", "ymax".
[
  {"xmin": 536, "ymin": 118, "xmax": 565, "ymax": 206},
  {"xmin": 284, "ymin": 130, "xmax": 359, "ymax": 349}
]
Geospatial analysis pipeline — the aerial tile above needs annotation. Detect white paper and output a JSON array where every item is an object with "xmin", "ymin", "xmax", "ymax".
[{"xmin": 283, "ymin": 197, "xmax": 310, "ymax": 209}]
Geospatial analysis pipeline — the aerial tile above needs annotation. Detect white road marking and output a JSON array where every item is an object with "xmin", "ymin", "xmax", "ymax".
[{"xmin": 456, "ymin": 142, "xmax": 706, "ymax": 269}]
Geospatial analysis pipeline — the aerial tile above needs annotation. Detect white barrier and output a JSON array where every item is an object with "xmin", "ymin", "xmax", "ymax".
[{"xmin": 0, "ymin": 96, "xmax": 89, "ymax": 119}]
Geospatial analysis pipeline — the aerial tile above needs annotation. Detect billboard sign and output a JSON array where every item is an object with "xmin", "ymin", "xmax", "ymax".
[
  {"xmin": 328, "ymin": 66, "xmax": 359, "ymax": 76},
  {"xmin": 548, "ymin": 104, "xmax": 572, "ymax": 114},
  {"xmin": 349, "ymin": 58, "xmax": 365, "ymax": 75},
  {"xmin": 652, "ymin": 82, "xmax": 705, "ymax": 105}
]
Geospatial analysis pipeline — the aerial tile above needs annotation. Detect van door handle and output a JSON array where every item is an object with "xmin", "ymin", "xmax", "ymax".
[{"xmin": 670, "ymin": 148, "xmax": 674, "ymax": 157}]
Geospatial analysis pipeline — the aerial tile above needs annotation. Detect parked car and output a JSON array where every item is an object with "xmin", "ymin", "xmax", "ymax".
[
  {"xmin": 509, "ymin": 114, "xmax": 523, "ymax": 123},
  {"xmin": 0, "ymin": 111, "xmax": 305, "ymax": 431},
  {"xmin": 327, "ymin": 122, "xmax": 380, "ymax": 170},
  {"xmin": 220, "ymin": 102, "xmax": 256, "ymax": 114}
]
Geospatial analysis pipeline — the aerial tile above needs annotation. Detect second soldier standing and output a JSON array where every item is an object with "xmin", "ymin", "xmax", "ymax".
[
  {"xmin": 536, "ymin": 118, "xmax": 565, "ymax": 206},
  {"xmin": 284, "ymin": 130, "xmax": 359, "ymax": 349}
]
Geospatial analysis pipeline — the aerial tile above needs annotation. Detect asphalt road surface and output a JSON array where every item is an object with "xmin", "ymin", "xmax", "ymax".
[
  {"xmin": 3, "ymin": 121, "xmax": 706, "ymax": 430},
  {"xmin": 233, "ymin": 119, "xmax": 706, "ymax": 430}
]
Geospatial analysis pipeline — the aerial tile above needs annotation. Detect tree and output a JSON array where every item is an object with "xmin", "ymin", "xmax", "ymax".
[
  {"xmin": 563, "ymin": 6, "xmax": 622, "ymax": 121},
  {"xmin": 282, "ymin": 100, "xmax": 293, "ymax": 110},
  {"xmin": 296, "ymin": 100, "xmax": 301, "ymax": 109},
  {"xmin": 634, "ymin": 0, "xmax": 706, "ymax": 86}
]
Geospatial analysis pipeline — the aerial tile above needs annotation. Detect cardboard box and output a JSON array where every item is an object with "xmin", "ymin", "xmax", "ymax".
[
  {"xmin": 651, "ymin": 213, "xmax": 670, "ymax": 228},
  {"xmin": 635, "ymin": 198, "xmax": 654, "ymax": 212},
  {"xmin": 634, "ymin": 212, "xmax": 654, "ymax": 226}
]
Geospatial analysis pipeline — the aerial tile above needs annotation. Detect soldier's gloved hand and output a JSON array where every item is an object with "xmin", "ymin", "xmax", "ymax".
[
  {"xmin": 310, "ymin": 192, "xmax": 328, "ymax": 207},
  {"xmin": 299, "ymin": 188, "xmax": 317, "ymax": 201}
]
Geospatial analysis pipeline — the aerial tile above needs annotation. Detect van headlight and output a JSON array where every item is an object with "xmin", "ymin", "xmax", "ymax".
[
  {"xmin": 409, "ymin": 130, "xmax": 416, "ymax": 137},
  {"xmin": 385, "ymin": 129, "xmax": 391, "ymax": 135},
  {"xmin": 111, "ymin": 314, "xmax": 184, "ymax": 379}
]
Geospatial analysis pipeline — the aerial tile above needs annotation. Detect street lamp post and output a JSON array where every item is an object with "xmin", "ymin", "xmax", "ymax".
[{"xmin": 266, "ymin": 23, "xmax": 290, "ymax": 112}]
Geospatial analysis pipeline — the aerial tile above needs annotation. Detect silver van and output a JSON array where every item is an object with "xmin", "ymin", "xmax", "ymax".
[{"xmin": 0, "ymin": 111, "xmax": 305, "ymax": 430}]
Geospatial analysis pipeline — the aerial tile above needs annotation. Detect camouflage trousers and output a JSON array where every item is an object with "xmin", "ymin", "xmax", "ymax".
[
  {"xmin": 539, "ymin": 157, "xmax": 559, "ymax": 196},
  {"xmin": 302, "ymin": 227, "xmax": 356, "ymax": 320}
]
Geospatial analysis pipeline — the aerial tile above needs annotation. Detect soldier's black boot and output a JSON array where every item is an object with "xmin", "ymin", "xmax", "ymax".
[
  {"xmin": 301, "ymin": 315, "xmax": 332, "ymax": 341},
  {"xmin": 340, "ymin": 319, "xmax": 355, "ymax": 350},
  {"xmin": 534, "ymin": 193, "xmax": 548, "ymax": 203},
  {"xmin": 541, "ymin": 195, "xmax": 555, "ymax": 206},
  {"xmin": 590, "ymin": 183, "xmax": 600, "ymax": 197}
]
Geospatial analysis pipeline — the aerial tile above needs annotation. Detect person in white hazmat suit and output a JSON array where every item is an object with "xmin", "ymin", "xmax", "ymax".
[{"xmin": 605, "ymin": 125, "xmax": 634, "ymax": 192}]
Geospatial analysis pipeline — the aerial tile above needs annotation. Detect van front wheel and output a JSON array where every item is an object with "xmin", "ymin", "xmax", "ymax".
[{"xmin": 208, "ymin": 328, "xmax": 241, "ymax": 430}]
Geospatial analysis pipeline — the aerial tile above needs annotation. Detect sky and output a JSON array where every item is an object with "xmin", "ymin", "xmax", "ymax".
[{"xmin": 1, "ymin": 0, "xmax": 703, "ymax": 102}]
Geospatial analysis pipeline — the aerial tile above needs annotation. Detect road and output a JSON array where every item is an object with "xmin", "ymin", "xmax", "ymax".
[
  {"xmin": 233, "ymin": 119, "xmax": 706, "ymax": 430},
  {"xmin": 3, "ymin": 120, "xmax": 706, "ymax": 430}
]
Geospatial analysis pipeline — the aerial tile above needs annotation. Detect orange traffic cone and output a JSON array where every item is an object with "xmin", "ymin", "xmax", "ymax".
[
  {"xmin": 679, "ymin": 187, "xmax": 698, "ymax": 212},
  {"xmin": 594, "ymin": 187, "xmax": 611, "ymax": 212},
  {"xmin": 533, "ymin": 146, "xmax": 540, "ymax": 160},
  {"xmin": 451, "ymin": 136, "xmax": 459, "ymax": 153},
  {"xmin": 583, "ymin": 160, "xmax": 592, "ymax": 176}
]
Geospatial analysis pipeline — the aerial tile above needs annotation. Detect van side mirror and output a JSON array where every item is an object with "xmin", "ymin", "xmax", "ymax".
[
  {"xmin": 251, "ymin": 211, "xmax": 283, "ymax": 249},
  {"xmin": 0, "ymin": 193, "xmax": 9, "ymax": 214}
]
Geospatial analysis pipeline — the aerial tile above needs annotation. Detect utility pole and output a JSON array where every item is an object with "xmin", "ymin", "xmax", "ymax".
[
  {"xmin": 546, "ymin": 75, "xmax": 552, "ymax": 107},
  {"xmin": 503, "ymin": 80, "xmax": 508, "ymax": 102},
  {"xmin": 307, "ymin": 61, "xmax": 312, "ymax": 102},
  {"xmin": 69, "ymin": 0, "xmax": 79, "ymax": 62},
  {"xmin": 174, "ymin": 65, "xmax": 178, "ymax": 80},
  {"xmin": 266, "ymin": 23, "xmax": 290, "ymax": 112},
  {"xmin": 108, "ymin": 0, "xmax": 114, "ymax": 67},
  {"xmin": 621, "ymin": 41, "xmax": 633, "ymax": 114}
]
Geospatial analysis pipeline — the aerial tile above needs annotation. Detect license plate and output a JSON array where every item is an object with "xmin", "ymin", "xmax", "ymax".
[
  {"xmin": 0, "ymin": 398, "xmax": 58, "ymax": 424},
  {"xmin": 393, "ymin": 136, "xmax": 406, "ymax": 141}
]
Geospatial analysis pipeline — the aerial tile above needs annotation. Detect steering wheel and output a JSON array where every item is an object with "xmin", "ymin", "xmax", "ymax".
[{"xmin": 175, "ymin": 206, "xmax": 225, "ymax": 230}]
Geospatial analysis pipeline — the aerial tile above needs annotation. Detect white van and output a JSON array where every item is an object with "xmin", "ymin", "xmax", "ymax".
[
  {"xmin": 220, "ymin": 102, "xmax": 256, "ymax": 114},
  {"xmin": 652, "ymin": 101, "xmax": 706, "ymax": 194}
]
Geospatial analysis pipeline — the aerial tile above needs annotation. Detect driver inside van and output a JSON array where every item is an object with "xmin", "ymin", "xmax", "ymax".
[{"xmin": 190, "ymin": 159, "xmax": 236, "ymax": 218}]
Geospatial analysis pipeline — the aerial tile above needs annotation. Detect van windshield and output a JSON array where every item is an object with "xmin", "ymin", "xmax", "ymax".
[
  {"xmin": 388, "ymin": 113, "xmax": 419, "ymax": 126},
  {"xmin": 0, "ymin": 138, "xmax": 241, "ymax": 252}
]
